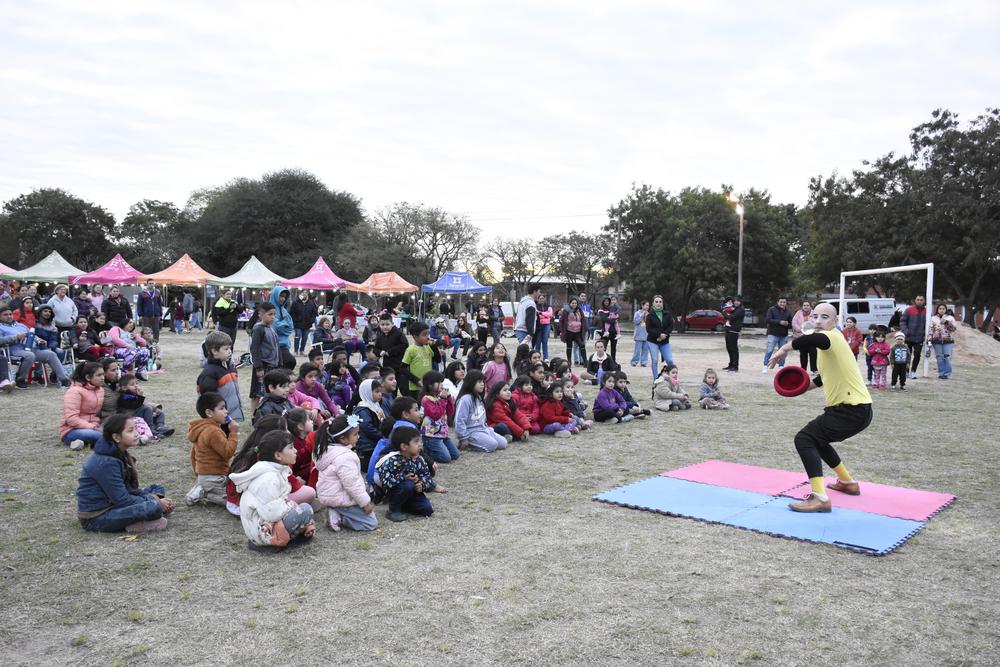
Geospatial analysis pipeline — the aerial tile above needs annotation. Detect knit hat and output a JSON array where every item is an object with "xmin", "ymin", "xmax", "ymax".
[{"xmin": 894, "ymin": 331, "xmax": 905, "ymax": 341}]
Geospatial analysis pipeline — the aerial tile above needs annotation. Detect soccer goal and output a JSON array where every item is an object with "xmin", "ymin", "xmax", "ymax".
[{"xmin": 838, "ymin": 263, "xmax": 934, "ymax": 378}]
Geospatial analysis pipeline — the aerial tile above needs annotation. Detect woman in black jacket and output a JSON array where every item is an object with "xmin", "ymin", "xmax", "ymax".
[
  {"xmin": 101, "ymin": 286, "xmax": 133, "ymax": 328},
  {"xmin": 290, "ymin": 292, "xmax": 319, "ymax": 355},
  {"xmin": 645, "ymin": 294, "xmax": 674, "ymax": 379}
]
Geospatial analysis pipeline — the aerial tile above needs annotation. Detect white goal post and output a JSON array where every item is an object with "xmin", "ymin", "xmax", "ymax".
[{"xmin": 838, "ymin": 263, "xmax": 934, "ymax": 377}]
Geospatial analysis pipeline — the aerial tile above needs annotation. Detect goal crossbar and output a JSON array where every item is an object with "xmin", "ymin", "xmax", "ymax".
[{"xmin": 838, "ymin": 263, "xmax": 934, "ymax": 378}]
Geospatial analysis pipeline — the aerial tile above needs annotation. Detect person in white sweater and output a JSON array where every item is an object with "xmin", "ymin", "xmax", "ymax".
[{"xmin": 314, "ymin": 414, "xmax": 377, "ymax": 532}]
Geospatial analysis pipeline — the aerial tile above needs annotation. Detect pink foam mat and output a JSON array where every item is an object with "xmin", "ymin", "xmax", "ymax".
[
  {"xmin": 662, "ymin": 460, "xmax": 807, "ymax": 496},
  {"xmin": 783, "ymin": 478, "xmax": 956, "ymax": 522}
]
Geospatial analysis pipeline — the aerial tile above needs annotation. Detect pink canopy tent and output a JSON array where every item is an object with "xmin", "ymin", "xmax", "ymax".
[
  {"xmin": 281, "ymin": 257, "xmax": 347, "ymax": 290},
  {"xmin": 70, "ymin": 254, "xmax": 144, "ymax": 285}
]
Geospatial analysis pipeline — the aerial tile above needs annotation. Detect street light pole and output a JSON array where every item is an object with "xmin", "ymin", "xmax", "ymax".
[{"xmin": 727, "ymin": 193, "xmax": 745, "ymax": 296}]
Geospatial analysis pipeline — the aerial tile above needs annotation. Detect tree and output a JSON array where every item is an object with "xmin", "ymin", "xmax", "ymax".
[
  {"xmin": 486, "ymin": 238, "xmax": 555, "ymax": 301},
  {"xmin": 1, "ymin": 188, "xmax": 115, "ymax": 270},
  {"xmin": 118, "ymin": 199, "xmax": 190, "ymax": 272},
  {"xmin": 539, "ymin": 231, "xmax": 615, "ymax": 296},
  {"xmin": 369, "ymin": 203, "xmax": 480, "ymax": 286},
  {"xmin": 186, "ymin": 169, "xmax": 364, "ymax": 276}
]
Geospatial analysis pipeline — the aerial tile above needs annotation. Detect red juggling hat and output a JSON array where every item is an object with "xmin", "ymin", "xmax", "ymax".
[{"xmin": 774, "ymin": 366, "xmax": 811, "ymax": 397}]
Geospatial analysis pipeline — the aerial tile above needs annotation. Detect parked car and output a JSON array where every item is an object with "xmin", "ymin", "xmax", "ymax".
[{"xmin": 683, "ymin": 309, "xmax": 726, "ymax": 332}]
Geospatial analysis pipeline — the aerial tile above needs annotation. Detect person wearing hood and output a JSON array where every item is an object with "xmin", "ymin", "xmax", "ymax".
[
  {"xmin": 76, "ymin": 413, "xmax": 174, "ymax": 533},
  {"xmin": 228, "ymin": 430, "xmax": 316, "ymax": 548},
  {"xmin": 268, "ymin": 287, "xmax": 296, "ymax": 369},
  {"xmin": 185, "ymin": 392, "xmax": 239, "ymax": 506}
]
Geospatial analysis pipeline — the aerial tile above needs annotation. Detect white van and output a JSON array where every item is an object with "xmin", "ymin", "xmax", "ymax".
[{"xmin": 820, "ymin": 298, "xmax": 898, "ymax": 331}]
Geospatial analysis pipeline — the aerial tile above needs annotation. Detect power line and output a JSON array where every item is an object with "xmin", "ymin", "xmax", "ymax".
[{"xmin": 467, "ymin": 212, "xmax": 608, "ymax": 222}]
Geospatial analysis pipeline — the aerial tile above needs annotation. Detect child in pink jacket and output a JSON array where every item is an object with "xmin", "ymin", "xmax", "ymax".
[{"xmin": 314, "ymin": 414, "xmax": 377, "ymax": 532}]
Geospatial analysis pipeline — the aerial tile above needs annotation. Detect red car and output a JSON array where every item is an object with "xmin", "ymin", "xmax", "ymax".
[{"xmin": 683, "ymin": 309, "xmax": 726, "ymax": 332}]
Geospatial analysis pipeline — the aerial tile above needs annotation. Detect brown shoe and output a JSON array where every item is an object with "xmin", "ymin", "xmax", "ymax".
[
  {"xmin": 788, "ymin": 493, "xmax": 832, "ymax": 513},
  {"xmin": 827, "ymin": 479, "xmax": 861, "ymax": 496}
]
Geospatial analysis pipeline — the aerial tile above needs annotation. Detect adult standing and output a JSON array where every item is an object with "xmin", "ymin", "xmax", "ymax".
[
  {"xmin": 929, "ymin": 304, "xmax": 956, "ymax": 380},
  {"xmin": 290, "ymin": 291, "xmax": 319, "ymax": 355},
  {"xmin": 792, "ymin": 301, "xmax": 817, "ymax": 372},
  {"xmin": 762, "ymin": 297, "xmax": 792, "ymax": 372},
  {"xmin": 899, "ymin": 295, "xmax": 927, "ymax": 379},
  {"xmin": 631, "ymin": 300, "xmax": 650, "ymax": 367},
  {"xmin": 101, "ymin": 286, "xmax": 132, "ymax": 328},
  {"xmin": 596, "ymin": 296, "xmax": 620, "ymax": 360},
  {"xmin": 89, "ymin": 285, "xmax": 105, "ymax": 313},
  {"xmin": 182, "ymin": 291, "xmax": 195, "ymax": 329},
  {"xmin": 189, "ymin": 296, "xmax": 203, "ymax": 330},
  {"xmin": 578, "ymin": 292, "xmax": 595, "ymax": 341},
  {"xmin": 767, "ymin": 303, "xmax": 872, "ymax": 513},
  {"xmin": 533, "ymin": 295, "xmax": 553, "ymax": 361},
  {"xmin": 560, "ymin": 298, "xmax": 587, "ymax": 366},
  {"xmin": 212, "ymin": 288, "xmax": 240, "ymax": 344},
  {"xmin": 438, "ymin": 299, "xmax": 452, "ymax": 318},
  {"xmin": 723, "ymin": 295, "xmax": 745, "ymax": 372},
  {"xmin": 645, "ymin": 294, "xmax": 674, "ymax": 378},
  {"xmin": 46, "ymin": 283, "xmax": 78, "ymax": 334},
  {"xmin": 488, "ymin": 298, "xmax": 504, "ymax": 347},
  {"xmin": 513, "ymin": 285, "xmax": 539, "ymax": 345},
  {"xmin": 137, "ymin": 279, "xmax": 163, "ymax": 343}
]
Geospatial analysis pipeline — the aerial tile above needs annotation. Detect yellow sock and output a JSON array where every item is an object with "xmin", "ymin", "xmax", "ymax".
[
  {"xmin": 809, "ymin": 477, "xmax": 826, "ymax": 496},
  {"xmin": 833, "ymin": 463, "xmax": 853, "ymax": 482}
]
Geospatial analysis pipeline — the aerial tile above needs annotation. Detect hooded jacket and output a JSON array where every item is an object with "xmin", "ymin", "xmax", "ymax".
[
  {"xmin": 511, "ymin": 388, "xmax": 540, "ymax": 431},
  {"xmin": 229, "ymin": 461, "xmax": 295, "ymax": 546},
  {"xmin": 196, "ymin": 358, "xmax": 245, "ymax": 422},
  {"xmin": 316, "ymin": 444, "xmax": 371, "ymax": 509},
  {"xmin": 487, "ymin": 398, "xmax": 531, "ymax": 438},
  {"xmin": 900, "ymin": 304, "xmax": 927, "ymax": 343},
  {"xmin": 187, "ymin": 417, "xmax": 238, "ymax": 476},
  {"xmin": 76, "ymin": 437, "xmax": 163, "ymax": 516},
  {"xmin": 60, "ymin": 382, "xmax": 105, "ymax": 439},
  {"xmin": 538, "ymin": 396, "xmax": 572, "ymax": 426},
  {"xmin": 594, "ymin": 386, "xmax": 627, "ymax": 414},
  {"xmin": 268, "ymin": 288, "xmax": 294, "ymax": 349}
]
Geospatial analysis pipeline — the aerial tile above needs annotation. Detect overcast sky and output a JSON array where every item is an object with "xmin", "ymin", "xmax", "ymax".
[{"xmin": 2, "ymin": 1, "xmax": 997, "ymax": 239}]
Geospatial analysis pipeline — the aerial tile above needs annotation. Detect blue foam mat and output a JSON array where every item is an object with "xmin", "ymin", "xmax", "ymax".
[
  {"xmin": 725, "ymin": 500, "xmax": 925, "ymax": 555},
  {"xmin": 594, "ymin": 476, "xmax": 927, "ymax": 555},
  {"xmin": 593, "ymin": 476, "xmax": 772, "ymax": 523}
]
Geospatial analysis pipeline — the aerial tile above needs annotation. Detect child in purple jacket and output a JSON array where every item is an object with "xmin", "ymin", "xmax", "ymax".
[
  {"xmin": 295, "ymin": 362, "xmax": 341, "ymax": 417},
  {"xmin": 328, "ymin": 360, "xmax": 356, "ymax": 410},
  {"xmin": 592, "ymin": 373, "xmax": 635, "ymax": 423}
]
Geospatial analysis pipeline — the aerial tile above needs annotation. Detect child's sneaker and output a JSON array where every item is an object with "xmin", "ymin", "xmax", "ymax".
[
  {"xmin": 553, "ymin": 430, "xmax": 571, "ymax": 439},
  {"xmin": 621, "ymin": 415, "xmax": 635, "ymax": 422},
  {"xmin": 504, "ymin": 434, "xmax": 514, "ymax": 444},
  {"xmin": 865, "ymin": 379, "xmax": 871, "ymax": 386},
  {"xmin": 387, "ymin": 510, "xmax": 409, "ymax": 522},
  {"xmin": 185, "ymin": 485, "xmax": 205, "ymax": 505},
  {"xmin": 125, "ymin": 517, "xmax": 168, "ymax": 532},
  {"xmin": 327, "ymin": 509, "xmax": 342, "ymax": 531},
  {"xmin": 69, "ymin": 439, "xmax": 85, "ymax": 451}
]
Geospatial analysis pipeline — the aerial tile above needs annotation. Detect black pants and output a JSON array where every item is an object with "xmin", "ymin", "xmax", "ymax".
[
  {"xmin": 794, "ymin": 403, "xmax": 873, "ymax": 479},
  {"xmin": 799, "ymin": 348, "xmax": 818, "ymax": 372},
  {"xmin": 564, "ymin": 332, "xmax": 586, "ymax": 365},
  {"xmin": 725, "ymin": 331, "xmax": 740, "ymax": 369},
  {"xmin": 907, "ymin": 342, "xmax": 922, "ymax": 372},
  {"xmin": 593, "ymin": 408, "xmax": 621, "ymax": 423},
  {"xmin": 891, "ymin": 363, "xmax": 907, "ymax": 388}
]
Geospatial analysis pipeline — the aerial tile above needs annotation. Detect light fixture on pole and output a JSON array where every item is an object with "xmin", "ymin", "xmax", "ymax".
[{"xmin": 727, "ymin": 193, "xmax": 745, "ymax": 297}]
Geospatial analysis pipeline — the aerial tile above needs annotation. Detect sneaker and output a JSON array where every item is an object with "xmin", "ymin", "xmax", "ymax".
[
  {"xmin": 69, "ymin": 439, "xmax": 85, "ymax": 451},
  {"xmin": 0, "ymin": 380, "xmax": 11, "ymax": 394},
  {"xmin": 504, "ymin": 434, "xmax": 514, "ymax": 443},
  {"xmin": 827, "ymin": 479, "xmax": 861, "ymax": 496},
  {"xmin": 909, "ymin": 371, "xmax": 917, "ymax": 379},
  {"xmin": 159, "ymin": 428, "xmax": 175, "ymax": 438},
  {"xmin": 185, "ymin": 485, "xmax": 205, "ymax": 505},
  {"xmin": 762, "ymin": 366, "xmax": 769, "ymax": 373},
  {"xmin": 621, "ymin": 415, "xmax": 635, "ymax": 422},
  {"xmin": 865, "ymin": 379, "xmax": 871, "ymax": 386},
  {"xmin": 327, "ymin": 510, "xmax": 342, "ymax": 531},
  {"xmin": 552, "ymin": 430, "xmax": 571, "ymax": 438},
  {"xmin": 899, "ymin": 386, "xmax": 906, "ymax": 391},
  {"xmin": 387, "ymin": 511, "xmax": 409, "ymax": 523},
  {"xmin": 788, "ymin": 493, "xmax": 832, "ymax": 513},
  {"xmin": 125, "ymin": 517, "xmax": 169, "ymax": 532},
  {"xmin": 15, "ymin": 379, "xmax": 28, "ymax": 390}
]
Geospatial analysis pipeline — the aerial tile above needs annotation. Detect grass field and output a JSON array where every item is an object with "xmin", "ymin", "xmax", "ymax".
[{"xmin": 1, "ymin": 332, "xmax": 997, "ymax": 666}]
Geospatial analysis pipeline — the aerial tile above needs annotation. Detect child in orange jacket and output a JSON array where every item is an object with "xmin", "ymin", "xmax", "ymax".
[{"xmin": 186, "ymin": 392, "xmax": 239, "ymax": 505}]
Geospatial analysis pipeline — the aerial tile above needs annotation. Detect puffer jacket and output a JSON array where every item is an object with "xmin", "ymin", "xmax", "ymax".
[
  {"xmin": 187, "ymin": 417, "xmax": 238, "ymax": 476},
  {"xmin": 929, "ymin": 314, "xmax": 956, "ymax": 343},
  {"xmin": 315, "ymin": 445, "xmax": 371, "ymax": 509},
  {"xmin": 487, "ymin": 399, "xmax": 531, "ymax": 439},
  {"xmin": 229, "ymin": 461, "xmax": 295, "ymax": 546},
  {"xmin": 76, "ymin": 437, "xmax": 164, "ymax": 516},
  {"xmin": 900, "ymin": 305, "xmax": 927, "ymax": 343},
  {"xmin": 653, "ymin": 378, "xmax": 687, "ymax": 411},
  {"xmin": 511, "ymin": 388, "xmax": 540, "ymax": 432},
  {"xmin": 538, "ymin": 397, "xmax": 572, "ymax": 426},
  {"xmin": 60, "ymin": 382, "xmax": 105, "ymax": 439}
]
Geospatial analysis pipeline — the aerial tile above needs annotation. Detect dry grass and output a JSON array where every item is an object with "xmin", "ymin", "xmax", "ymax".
[{"xmin": 1, "ymin": 332, "xmax": 997, "ymax": 666}]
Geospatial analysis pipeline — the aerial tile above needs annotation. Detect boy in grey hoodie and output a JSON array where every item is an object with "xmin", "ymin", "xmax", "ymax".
[{"xmin": 249, "ymin": 302, "xmax": 280, "ymax": 411}]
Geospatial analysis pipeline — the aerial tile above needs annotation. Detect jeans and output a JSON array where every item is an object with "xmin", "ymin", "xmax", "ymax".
[
  {"xmin": 533, "ymin": 324, "xmax": 551, "ymax": 359},
  {"xmin": 565, "ymin": 332, "xmax": 586, "ymax": 365},
  {"xmin": 514, "ymin": 330, "xmax": 529, "ymax": 344},
  {"xmin": 331, "ymin": 504, "xmax": 378, "ymax": 531},
  {"xmin": 189, "ymin": 312, "xmax": 202, "ymax": 330},
  {"xmin": 294, "ymin": 328, "xmax": 310, "ymax": 354},
  {"xmin": 423, "ymin": 436, "xmax": 460, "ymax": 463},
  {"xmin": 81, "ymin": 491, "xmax": 164, "ymax": 532},
  {"xmin": 63, "ymin": 428, "xmax": 102, "ymax": 446},
  {"xmin": 387, "ymin": 480, "xmax": 433, "ymax": 516},
  {"xmin": 451, "ymin": 337, "xmax": 471, "ymax": 358},
  {"xmin": 173, "ymin": 319, "xmax": 184, "ymax": 334},
  {"xmin": 932, "ymin": 342, "xmax": 953, "ymax": 378},
  {"xmin": 493, "ymin": 423, "xmax": 512, "ymax": 438},
  {"xmin": 764, "ymin": 335, "xmax": 788, "ymax": 367},
  {"xmin": 343, "ymin": 339, "xmax": 366, "ymax": 360},
  {"xmin": 631, "ymin": 339, "xmax": 649, "ymax": 366},
  {"xmin": 491, "ymin": 326, "xmax": 503, "ymax": 347},
  {"xmin": 646, "ymin": 341, "xmax": 674, "ymax": 378},
  {"xmin": 281, "ymin": 502, "xmax": 315, "ymax": 538},
  {"xmin": 11, "ymin": 348, "xmax": 67, "ymax": 382},
  {"xmin": 134, "ymin": 404, "xmax": 166, "ymax": 434}
]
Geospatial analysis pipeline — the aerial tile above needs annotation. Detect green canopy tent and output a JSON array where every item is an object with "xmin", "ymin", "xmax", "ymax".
[{"xmin": 0, "ymin": 251, "xmax": 85, "ymax": 283}]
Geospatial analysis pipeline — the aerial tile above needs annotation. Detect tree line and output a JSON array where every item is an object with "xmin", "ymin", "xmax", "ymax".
[{"xmin": 1, "ymin": 108, "xmax": 996, "ymax": 327}]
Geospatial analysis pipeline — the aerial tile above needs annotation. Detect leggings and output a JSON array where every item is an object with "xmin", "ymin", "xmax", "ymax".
[
  {"xmin": 564, "ymin": 332, "xmax": 586, "ymax": 365},
  {"xmin": 794, "ymin": 403, "xmax": 872, "ymax": 479}
]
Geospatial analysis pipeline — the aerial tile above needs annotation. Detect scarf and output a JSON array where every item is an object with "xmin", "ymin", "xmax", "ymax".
[{"xmin": 357, "ymin": 378, "xmax": 384, "ymax": 420}]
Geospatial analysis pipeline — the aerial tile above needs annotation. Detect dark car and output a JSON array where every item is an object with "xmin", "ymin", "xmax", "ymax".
[{"xmin": 683, "ymin": 309, "xmax": 726, "ymax": 332}]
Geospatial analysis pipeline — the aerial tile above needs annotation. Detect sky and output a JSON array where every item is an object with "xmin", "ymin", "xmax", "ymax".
[{"xmin": 1, "ymin": 0, "xmax": 997, "ymax": 240}]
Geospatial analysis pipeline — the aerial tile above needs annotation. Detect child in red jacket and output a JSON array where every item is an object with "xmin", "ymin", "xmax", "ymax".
[
  {"xmin": 510, "ymin": 375, "xmax": 541, "ymax": 434},
  {"xmin": 537, "ymin": 384, "xmax": 579, "ymax": 438},
  {"xmin": 485, "ymin": 381, "xmax": 531, "ymax": 442},
  {"xmin": 286, "ymin": 408, "xmax": 318, "ymax": 488}
]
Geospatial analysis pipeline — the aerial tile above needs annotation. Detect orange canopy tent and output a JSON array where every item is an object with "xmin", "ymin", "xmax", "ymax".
[
  {"xmin": 344, "ymin": 271, "xmax": 418, "ymax": 294},
  {"xmin": 137, "ymin": 254, "xmax": 219, "ymax": 286}
]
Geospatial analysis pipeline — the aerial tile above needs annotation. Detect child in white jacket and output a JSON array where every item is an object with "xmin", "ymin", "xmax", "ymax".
[
  {"xmin": 315, "ymin": 414, "xmax": 377, "ymax": 532},
  {"xmin": 229, "ymin": 431, "xmax": 315, "ymax": 549}
]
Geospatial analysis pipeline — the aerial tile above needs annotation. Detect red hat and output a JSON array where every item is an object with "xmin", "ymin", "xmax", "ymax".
[{"xmin": 774, "ymin": 366, "xmax": 811, "ymax": 397}]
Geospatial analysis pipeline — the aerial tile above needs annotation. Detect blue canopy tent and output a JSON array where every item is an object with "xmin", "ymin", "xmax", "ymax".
[{"xmin": 420, "ymin": 271, "xmax": 492, "ymax": 318}]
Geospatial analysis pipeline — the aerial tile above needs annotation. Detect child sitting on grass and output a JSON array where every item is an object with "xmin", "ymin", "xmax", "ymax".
[
  {"xmin": 455, "ymin": 370, "xmax": 509, "ymax": 452},
  {"xmin": 229, "ymin": 430, "xmax": 316, "ymax": 550},
  {"xmin": 307, "ymin": 347, "xmax": 331, "ymax": 387},
  {"xmin": 254, "ymin": 369, "xmax": 295, "ymax": 423},
  {"xmin": 186, "ymin": 392, "xmax": 239, "ymax": 505},
  {"xmin": 698, "ymin": 368, "xmax": 731, "ymax": 410},
  {"xmin": 76, "ymin": 414, "xmax": 175, "ymax": 533},
  {"xmin": 225, "ymin": 415, "xmax": 316, "ymax": 516},
  {"xmin": 537, "ymin": 383, "xmax": 579, "ymax": 438},
  {"xmin": 196, "ymin": 330, "xmax": 244, "ymax": 422},
  {"xmin": 117, "ymin": 373, "xmax": 172, "ymax": 443},
  {"xmin": 353, "ymin": 378, "xmax": 385, "ymax": 473},
  {"xmin": 365, "ymin": 396, "xmax": 423, "ymax": 490},
  {"xmin": 593, "ymin": 373, "xmax": 634, "ymax": 423},
  {"xmin": 485, "ymin": 381, "xmax": 531, "ymax": 442},
  {"xmin": 420, "ymin": 371, "xmax": 459, "ymax": 463},
  {"xmin": 375, "ymin": 426, "xmax": 447, "ymax": 523},
  {"xmin": 561, "ymin": 379, "xmax": 592, "ymax": 429},
  {"xmin": 654, "ymin": 363, "xmax": 691, "ymax": 411},
  {"xmin": 511, "ymin": 374, "xmax": 541, "ymax": 435},
  {"xmin": 295, "ymin": 361, "xmax": 339, "ymax": 418},
  {"xmin": 327, "ymin": 360, "xmax": 355, "ymax": 411},
  {"xmin": 315, "ymin": 414, "xmax": 377, "ymax": 532},
  {"xmin": 285, "ymin": 407, "xmax": 317, "ymax": 489},
  {"xmin": 613, "ymin": 371, "xmax": 651, "ymax": 418}
]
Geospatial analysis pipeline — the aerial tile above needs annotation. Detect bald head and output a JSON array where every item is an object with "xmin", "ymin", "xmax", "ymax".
[{"xmin": 813, "ymin": 303, "xmax": 838, "ymax": 331}]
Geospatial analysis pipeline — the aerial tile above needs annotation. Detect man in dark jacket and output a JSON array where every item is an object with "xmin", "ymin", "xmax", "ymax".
[
  {"xmin": 136, "ymin": 279, "xmax": 164, "ymax": 342},
  {"xmin": 899, "ymin": 295, "xmax": 927, "ymax": 379},
  {"xmin": 101, "ymin": 286, "xmax": 133, "ymax": 328},
  {"xmin": 289, "ymin": 292, "xmax": 319, "ymax": 355},
  {"xmin": 723, "ymin": 295, "xmax": 745, "ymax": 372},
  {"xmin": 762, "ymin": 297, "xmax": 792, "ymax": 372},
  {"xmin": 373, "ymin": 312, "xmax": 408, "ymax": 373}
]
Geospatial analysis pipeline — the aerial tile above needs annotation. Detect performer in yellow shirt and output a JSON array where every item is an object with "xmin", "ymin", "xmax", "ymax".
[{"xmin": 768, "ymin": 303, "xmax": 873, "ymax": 513}]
